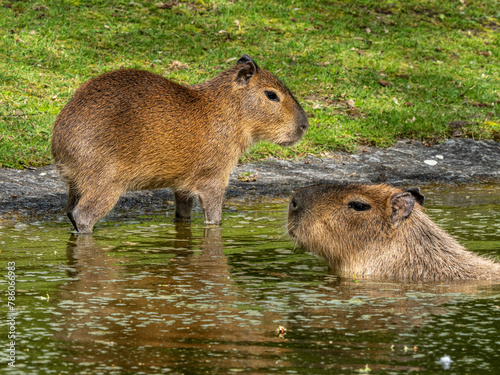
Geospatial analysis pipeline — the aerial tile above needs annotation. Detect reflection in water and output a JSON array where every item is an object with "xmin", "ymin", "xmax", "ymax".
[
  {"xmin": 56, "ymin": 225, "xmax": 288, "ymax": 371},
  {"xmin": 55, "ymin": 227, "xmax": 500, "ymax": 374}
]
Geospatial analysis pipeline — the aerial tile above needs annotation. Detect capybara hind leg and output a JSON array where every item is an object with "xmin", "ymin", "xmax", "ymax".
[
  {"xmin": 66, "ymin": 182, "xmax": 82, "ymax": 232},
  {"xmin": 70, "ymin": 188, "xmax": 123, "ymax": 233},
  {"xmin": 174, "ymin": 191, "xmax": 194, "ymax": 222}
]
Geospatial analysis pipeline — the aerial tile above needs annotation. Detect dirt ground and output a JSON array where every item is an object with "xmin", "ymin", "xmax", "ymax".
[{"xmin": 0, "ymin": 138, "xmax": 499, "ymax": 223}]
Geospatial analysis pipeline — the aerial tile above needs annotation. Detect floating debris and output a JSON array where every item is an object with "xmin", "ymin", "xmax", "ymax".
[
  {"xmin": 437, "ymin": 355, "xmax": 453, "ymax": 370},
  {"xmin": 276, "ymin": 325, "xmax": 287, "ymax": 338}
]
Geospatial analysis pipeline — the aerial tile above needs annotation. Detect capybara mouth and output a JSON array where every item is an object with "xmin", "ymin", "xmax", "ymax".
[
  {"xmin": 276, "ymin": 130, "xmax": 306, "ymax": 147},
  {"xmin": 278, "ymin": 138, "xmax": 300, "ymax": 147},
  {"xmin": 287, "ymin": 221, "xmax": 298, "ymax": 238}
]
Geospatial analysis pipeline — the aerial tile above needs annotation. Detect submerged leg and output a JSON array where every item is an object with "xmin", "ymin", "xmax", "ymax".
[
  {"xmin": 174, "ymin": 191, "xmax": 195, "ymax": 222},
  {"xmin": 198, "ymin": 187, "xmax": 225, "ymax": 226}
]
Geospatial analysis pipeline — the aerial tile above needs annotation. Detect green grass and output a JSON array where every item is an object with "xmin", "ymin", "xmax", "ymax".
[{"xmin": 0, "ymin": 0, "xmax": 498, "ymax": 168}]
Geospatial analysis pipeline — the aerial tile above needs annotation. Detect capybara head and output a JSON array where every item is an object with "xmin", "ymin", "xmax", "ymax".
[
  {"xmin": 288, "ymin": 183, "xmax": 425, "ymax": 249},
  {"xmin": 208, "ymin": 54, "xmax": 309, "ymax": 146},
  {"xmin": 288, "ymin": 183, "xmax": 500, "ymax": 281}
]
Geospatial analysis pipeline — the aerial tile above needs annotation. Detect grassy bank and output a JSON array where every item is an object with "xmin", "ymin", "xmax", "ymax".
[{"xmin": 0, "ymin": 0, "xmax": 498, "ymax": 168}]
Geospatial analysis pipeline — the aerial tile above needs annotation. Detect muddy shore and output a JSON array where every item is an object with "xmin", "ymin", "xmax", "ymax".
[{"xmin": 1, "ymin": 138, "xmax": 499, "ymax": 223}]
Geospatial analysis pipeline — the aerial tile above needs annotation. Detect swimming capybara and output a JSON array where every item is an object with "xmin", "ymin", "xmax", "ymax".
[
  {"xmin": 287, "ymin": 183, "xmax": 500, "ymax": 281},
  {"xmin": 52, "ymin": 55, "xmax": 308, "ymax": 233}
]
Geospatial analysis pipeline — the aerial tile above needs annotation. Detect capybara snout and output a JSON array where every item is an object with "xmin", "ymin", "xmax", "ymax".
[
  {"xmin": 52, "ymin": 54, "xmax": 308, "ymax": 233},
  {"xmin": 288, "ymin": 183, "xmax": 500, "ymax": 281}
]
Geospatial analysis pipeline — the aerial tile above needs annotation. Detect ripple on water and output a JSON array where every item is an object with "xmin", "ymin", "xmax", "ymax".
[{"xmin": 0, "ymin": 187, "xmax": 499, "ymax": 374}]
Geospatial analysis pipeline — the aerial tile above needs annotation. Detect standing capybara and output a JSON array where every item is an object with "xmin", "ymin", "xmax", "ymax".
[
  {"xmin": 52, "ymin": 55, "xmax": 308, "ymax": 233},
  {"xmin": 287, "ymin": 183, "xmax": 500, "ymax": 281}
]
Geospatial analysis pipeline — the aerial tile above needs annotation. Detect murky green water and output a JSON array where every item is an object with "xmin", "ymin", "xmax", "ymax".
[{"xmin": 1, "ymin": 186, "xmax": 499, "ymax": 374}]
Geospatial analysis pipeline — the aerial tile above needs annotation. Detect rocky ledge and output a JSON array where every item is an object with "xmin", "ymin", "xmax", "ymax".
[{"xmin": 0, "ymin": 139, "xmax": 498, "ymax": 222}]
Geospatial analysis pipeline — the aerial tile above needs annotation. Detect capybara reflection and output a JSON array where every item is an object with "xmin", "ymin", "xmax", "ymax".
[
  {"xmin": 288, "ymin": 183, "xmax": 500, "ymax": 281},
  {"xmin": 52, "ymin": 55, "xmax": 308, "ymax": 233},
  {"xmin": 56, "ymin": 227, "xmax": 289, "ymax": 369}
]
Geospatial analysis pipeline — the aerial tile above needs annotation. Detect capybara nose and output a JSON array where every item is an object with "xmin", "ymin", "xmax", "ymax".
[
  {"xmin": 289, "ymin": 197, "xmax": 300, "ymax": 213},
  {"xmin": 299, "ymin": 112, "xmax": 309, "ymax": 133}
]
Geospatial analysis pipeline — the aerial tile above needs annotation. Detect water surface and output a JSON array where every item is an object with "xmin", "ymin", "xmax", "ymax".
[{"xmin": 1, "ymin": 185, "xmax": 499, "ymax": 374}]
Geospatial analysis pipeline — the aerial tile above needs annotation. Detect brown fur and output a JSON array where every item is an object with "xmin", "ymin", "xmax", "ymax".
[
  {"xmin": 288, "ymin": 183, "xmax": 500, "ymax": 281},
  {"xmin": 52, "ymin": 55, "xmax": 308, "ymax": 233}
]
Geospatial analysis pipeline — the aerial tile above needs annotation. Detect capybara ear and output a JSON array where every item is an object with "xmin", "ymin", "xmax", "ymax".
[
  {"xmin": 390, "ymin": 192, "xmax": 415, "ymax": 226},
  {"xmin": 237, "ymin": 54, "xmax": 258, "ymax": 68},
  {"xmin": 405, "ymin": 187, "xmax": 425, "ymax": 206},
  {"xmin": 236, "ymin": 55, "xmax": 258, "ymax": 86}
]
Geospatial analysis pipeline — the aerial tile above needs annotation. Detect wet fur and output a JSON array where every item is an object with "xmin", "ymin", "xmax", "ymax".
[{"xmin": 288, "ymin": 184, "xmax": 500, "ymax": 281}]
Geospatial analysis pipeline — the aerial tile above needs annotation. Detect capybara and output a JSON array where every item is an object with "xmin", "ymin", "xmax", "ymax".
[
  {"xmin": 287, "ymin": 183, "xmax": 500, "ymax": 281},
  {"xmin": 52, "ymin": 55, "xmax": 308, "ymax": 233}
]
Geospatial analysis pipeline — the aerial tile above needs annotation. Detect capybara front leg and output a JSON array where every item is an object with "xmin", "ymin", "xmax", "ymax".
[
  {"xmin": 198, "ymin": 189, "xmax": 224, "ymax": 226},
  {"xmin": 174, "ymin": 191, "xmax": 195, "ymax": 222}
]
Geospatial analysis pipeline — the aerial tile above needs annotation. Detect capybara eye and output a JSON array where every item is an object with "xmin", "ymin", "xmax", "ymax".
[
  {"xmin": 348, "ymin": 201, "xmax": 371, "ymax": 211},
  {"xmin": 265, "ymin": 90, "xmax": 279, "ymax": 102}
]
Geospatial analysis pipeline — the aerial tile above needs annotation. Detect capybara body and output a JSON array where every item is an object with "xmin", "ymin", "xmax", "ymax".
[
  {"xmin": 288, "ymin": 183, "xmax": 500, "ymax": 281},
  {"xmin": 52, "ymin": 55, "xmax": 308, "ymax": 233}
]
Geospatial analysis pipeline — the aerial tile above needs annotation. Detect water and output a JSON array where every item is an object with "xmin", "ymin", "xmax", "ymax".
[{"xmin": 1, "ymin": 185, "xmax": 499, "ymax": 374}]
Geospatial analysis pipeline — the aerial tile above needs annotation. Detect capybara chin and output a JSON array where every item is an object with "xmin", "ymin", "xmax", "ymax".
[
  {"xmin": 51, "ymin": 54, "xmax": 308, "ymax": 233},
  {"xmin": 288, "ymin": 183, "xmax": 500, "ymax": 281}
]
